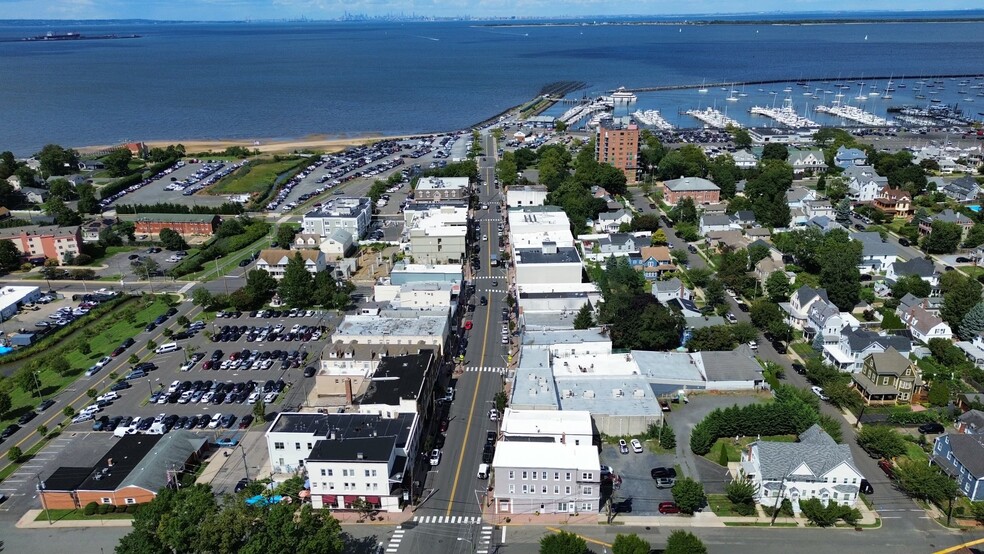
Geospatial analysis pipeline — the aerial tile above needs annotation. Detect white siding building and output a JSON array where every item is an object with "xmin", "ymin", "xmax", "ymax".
[{"xmin": 302, "ymin": 197, "xmax": 373, "ymax": 240}]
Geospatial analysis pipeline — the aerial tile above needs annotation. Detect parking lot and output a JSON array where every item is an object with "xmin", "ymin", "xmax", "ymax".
[
  {"xmin": 107, "ymin": 161, "xmax": 239, "ymax": 208},
  {"xmin": 94, "ymin": 246, "xmax": 185, "ymax": 280},
  {"xmin": 61, "ymin": 309, "xmax": 341, "ymax": 442},
  {"xmin": 600, "ymin": 442, "xmax": 676, "ymax": 516}
]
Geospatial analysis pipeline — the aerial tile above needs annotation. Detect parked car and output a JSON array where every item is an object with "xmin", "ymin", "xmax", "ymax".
[
  {"xmin": 878, "ymin": 459, "xmax": 895, "ymax": 479},
  {"xmin": 658, "ymin": 501, "xmax": 681, "ymax": 514},
  {"xmin": 650, "ymin": 467, "xmax": 678, "ymax": 480},
  {"xmin": 860, "ymin": 479, "xmax": 874, "ymax": 495},
  {"xmin": 618, "ymin": 439, "xmax": 629, "ymax": 454},
  {"xmin": 918, "ymin": 422, "xmax": 945, "ymax": 435},
  {"xmin": 429, "ymin": 449, "xmax": 441, "ymax": 466},
  {"xmin": 630, "ymin": 438, "xmax": 643, "ymax": 453},
  {"xmin": 811, "ymin": 386, "xmax": 829, "ymax": 401},
  {"xmin": 654, "ymin": 477, "xmax": 676, "ymax": 489}
]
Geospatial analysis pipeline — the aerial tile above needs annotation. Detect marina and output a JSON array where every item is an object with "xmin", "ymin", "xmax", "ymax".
[
  {"xmin": 814, "ymin": 104, "xmax": 891, "ymax": 126},
  {"xmin": 749, "ymin": 97, "xmax": 820, "ymax": 128},
  {"xmin": 631, "ymin": 109, "xmax": 673, "ymax": 130},
  {"xmin": 684, "ymin": 107, "xmax": 741, "ymax": 129}
]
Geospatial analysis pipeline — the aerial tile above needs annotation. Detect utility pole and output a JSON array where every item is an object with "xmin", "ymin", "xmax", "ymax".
[
  {"xmin": 36, "ymin": 474, "xmax": 52, "ymax": 525},
  {"xmin": 32, "ymin": 371, "xmax": 43, "ymax": 401},
  {"xmin": 240, "ymin": 444, "xmax": 250, "ymax": 482}
]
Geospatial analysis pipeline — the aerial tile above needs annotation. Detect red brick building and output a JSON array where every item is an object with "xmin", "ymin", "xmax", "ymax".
[
  {"xmin": 40, "ymin": 432, "xmax": 206, "ymax": 510},
  {"xmin": 596, "ymin": 122, "xmax": 639, "ymax": 183},
  {"xmin": 661, "ymin": 177, "xmax": 721, "ymax": 205},
  {"xmin": 119, "ymin": 213, "xmax": 220, "ymax": 238},
  {"xmin": 0, "ymin": 224, "xmax": 82, "ymax": 263}
]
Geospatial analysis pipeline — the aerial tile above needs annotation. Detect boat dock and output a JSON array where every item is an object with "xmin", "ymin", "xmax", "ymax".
[
  {"xmin": 632, "ymin": 109, "xmax": 673, "ymax": 130},
  {"xmin": 749, "ymin": 97, "xmax": 820, "ymax": 128},
  {"xmin": 618, "ymin": 73, "xmax": 984, "ymax": 93},
  {"xmin": 684, "ymin": 107, "xmax": 741, "ymax": 128},
  {"xmin": 814, "ymin": 104, "xmax": 890, "ymax": 126}
]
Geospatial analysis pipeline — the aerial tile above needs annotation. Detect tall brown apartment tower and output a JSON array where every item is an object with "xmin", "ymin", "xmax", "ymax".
[{"xmin": 596, "ymin": 122, "xmax": 639, "ymax": 183}]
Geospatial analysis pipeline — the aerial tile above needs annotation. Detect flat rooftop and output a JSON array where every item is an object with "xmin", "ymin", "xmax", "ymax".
[
  {"xmin": 416, "ymin": 176, "xmax": 469, "ymax": 191},
  {"xmin": 558, "ymin": 376, "xmax": 663, "ymax": 417},
  {"xmin": 332, "ymin": 314, "xmax": 448, "ymax": 339},
  {"xmin": 391, "ymin": 261, "xmax": 463, "ymax": 275},
  {"xmin": 515, "ymin": 246, "xmax": 581, "ymax": 265},
  {"xmin": 492, "ymin": 442, "xmax": 599, "ymax": 472},
  {"xmin": 269, "ymin": 411, "xmax": 415, "ymax": 448},
  {"xmin": 360, "ymin": 351, "xmax": 434, "ymax": 406},
  {"xmin": 522, "ymin": 329, "xmax": 611, "ymax": 347},
  {"xmin": 501, "ymin": 407, "xmax": 593, "ymax": 437},
  {"xmin": 304, "ymin": 197, "xmax": 371, "ymax": 218},
  {"xmin": 511, "ymin": 230, "xmax": 575, "ymax": 249},
  {"xmin": 631, "ymin": 351, "xmax": 703, "ymax": 382},
  {"xmin": 552, "ymin": 352, "xmax": 640, "ymax": 378}
]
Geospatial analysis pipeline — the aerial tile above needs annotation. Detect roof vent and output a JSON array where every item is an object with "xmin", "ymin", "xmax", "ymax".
[{"xmin": 357, "ymin": 452, "xmax": 364, "ymax": 460}]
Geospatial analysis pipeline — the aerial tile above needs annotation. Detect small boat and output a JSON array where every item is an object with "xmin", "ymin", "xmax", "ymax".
[
  {"xmin": 698, "ymin": 78, "xmax": 708, "ymax": 94},
  {"xmin": 931, "ymin": 98, "xmax": 942, "ymax": 103},
  {"xmin": 783, "ymin": 86, "xmax": 792, "ymax": 93},
  {"xmin": 915, "ymin": 94, "xmax": 926, "ymax": 99}
]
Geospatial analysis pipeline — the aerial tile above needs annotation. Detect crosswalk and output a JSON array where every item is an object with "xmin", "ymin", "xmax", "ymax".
[
  {"xmin": 384, "ymin": 526, "xmax": 405, "ymax": 553},
  {"xmin": 411, "ymin": 515, "xmax": 484, "ymax": 524},
  {"xmin": 477, "ymin": 525, "xmax": 494, "ymax": 554},
  {"xmin": 463, "ymin": 366, "xmax": 507, "ymax": 373},
  {"xmin": 471, "ymin": 276, "xmax": 503, "ymax": 280}
]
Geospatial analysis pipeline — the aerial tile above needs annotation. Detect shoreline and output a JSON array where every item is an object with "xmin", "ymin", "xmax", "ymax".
[{"xmin": 74, "ymin": 133, "xmax": 425, "ymax": 156}]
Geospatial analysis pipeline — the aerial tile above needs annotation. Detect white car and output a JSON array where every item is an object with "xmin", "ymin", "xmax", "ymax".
[
  {"xmin": 167, "ymin": 380, "xmax": 181, "ymax": 394},
  {"xmin": 631, "ymin": 438, "xmax": 644, "ymax": 453},
  {"xmin": 247, "ymin": 392, "xmax": 260, "ymax": 404},
  {"xmin": 263, "ymin": 392, "xmax": 277, "ymax": 404},
  {"xmin": 488, "ymin": 409, "xmax": 498, "ymax": 421},
  {"xmin": 725, "ymin": 313, "xmax": 738, "ymax": 324},
  {"xmin": 429, "ymin": 449, "xmax": 441, "ymax": 466},
  {"xmin": 207, "ymin": 413, "xmax": 223, "ymax": 429},
  {"xmin": 811, "ymin": 386, "xmax": 829, "ymax": 401},
  {"xmin": 96, "ymin": 392, "xmax": 119, "ymax": 403},
  {"xmin": 94, "ymin": 356, "xmax": 112, "ymax": 369}
]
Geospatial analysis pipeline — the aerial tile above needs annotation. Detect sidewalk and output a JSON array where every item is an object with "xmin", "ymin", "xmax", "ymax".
[{"xmin": 16, "ymin": 509, "xmax": 134, "ymax": 529}]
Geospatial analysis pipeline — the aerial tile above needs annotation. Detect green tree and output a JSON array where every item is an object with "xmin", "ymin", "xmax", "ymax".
[
  {"xmin": 670, "ymin": 477, "xmax": 706, "ymax": 514},
  {"xmin": 0, "ymin": 239, "xmax": 22, "ymax": 272},
  {"xmin": 761, "ymin": 143, "xmax": 788, "ymax": 161},
  {"xmin": 278, "ymin": 253, "xmax": 314, "ymax": 308},
  {"xmin": 276, "ymin": 224, "xmax": 298, "ymax": 248},
  {"xmin": 669, "ymin": 197, "xmax": 699, "ymax": 225},
  {"xmin": 891, "ymin": 274, "xmax": 932, "ymax": 300},
  {"xmin": 730, "ymin": 322, "xmax": 759, "ymax": 344},
  {"xmin": 766, "ymin": 270, "xmax": 791, "ymax": 302},
  {"xmin": 76, "ymin": 183, "xmax": 100, "ymax": 214},
  {"xmin": 43, "ymin": 196, "xmax": 82, "ymax": 226},
  {"xmin": 856, "ymin": 425, "xmax": 908, "ymax": 459},
  {"xmin": 750, "ymin": 299, "xmax": 783, "ymax": 330},
  {"xmin": 965, "ymin": 224, "xmax": 984, "ymax": 249},
  {"xmin": 37, "ymin": 144, "xmax": 80, "ymax": 176},
  {"xmin": 611, "ymin": 533, "xmax": 650, "ymax": 554},
  {"xmin": 12, "ymin": 366, "xmax": 37, "ymax": 393},
  {"xmin": 253, "ymin": 399, "xmax": 266, "ymax": 423},
  {"xmin": 922, "ymin": 221, "xmax": 962, "ymax": 254},
  {"xmin": 7, "ymin": 446, "xmax": 23, "ymax": 463},
  {"xmin": 732, "ymin": 127, "xmax": 752, "ymax": 149},
  {"xmin": 745, "ymin": 159, "xmax": 792, "ymax": 228},
  {"xmin": 191, "ymin": 287, "xmax": 215, "ymax": 309},
  {"xmin": 726, "ymin": 477, "xmax": 759, "ymax": 506},
  {"xmin": 496, "ymin": 151, "xmax": 519, "ymax": 186},
  {"xmin": 103, "ymin": 148, "xmax": 133, "ymax": 177},
  {"xmin": 539, "ymin": 530, "xmax": 587, "ymax": 554},
  {"xmin": 245, "ymin": 269, "xmax": 278, "ymax": 302},
  {"xmin": 664, "ymin": 530, "xmax": 707, "ymax": 554},
  {"xmin": 159, "ymin": 228, "xmax": 187, "ymax": 251},
  {"xmin": 960, "ymin": 302, "xmax": 984, "ymax": 341},
  {"xmin": 818, "ymin": 230, "xmax": 862, "ymax": 311},
  {"xmin": 650, "ymin": 228, "xmax": 668, "ymax": 246},
  {"xmin": 573, "ymin": 303, "xmax": 593, "ymax": 329},
  {"xmin": 133, "ymin": 258, "xmax": 161, "ymax": 280},
  {"xmin": 927, "ymin": 382, "xmax": 951, "ymax": 408},
  {"xmin": 942, "ymin": 275, "xmax": 983, "ymax": 333},
  {"xmin": 657, "ymin": 145, "xmax": 708, "ymax": 180},
  {"xmin": 0, "ymin": 391, "xmax": 10, "ymax": 417},
  {"xmin": 36, "ymin": 424, "xmax": 48, "ymax": 437}
]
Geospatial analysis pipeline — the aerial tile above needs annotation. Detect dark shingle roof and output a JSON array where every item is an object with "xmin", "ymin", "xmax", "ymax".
[{"xmin": 754, "ymin": 424, "xmax": 858, "ymax": 480}]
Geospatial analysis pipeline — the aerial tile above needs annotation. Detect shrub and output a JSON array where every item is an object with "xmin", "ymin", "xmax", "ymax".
[
  {"xmin": 717, "ymin": 442, "xmax": 729, "ymax": 466},
  {"xmin": 83, "ymin": 502, "xmax": 99, "ymax": 516},
  {"xmin": 98, "ymin": 503, "xmax": 113, "ymax": 515},
  {"xmin": 733, "ymin": 502, "xmax": 756, "ymax": 516}
]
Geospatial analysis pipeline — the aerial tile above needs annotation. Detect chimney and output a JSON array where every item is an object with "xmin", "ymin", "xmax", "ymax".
[
  {"xmin": 357, "ymin": 452, "xmax": 364, "ymax": 460},
  {"xmin": 344, "ymin": 378, "xmax": 353, "ymax": 405}
]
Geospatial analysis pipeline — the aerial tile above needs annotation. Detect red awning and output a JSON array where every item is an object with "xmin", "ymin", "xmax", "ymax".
[
  {"xmin": 343, "ymin": 495, "xmax": 358, "ymax": 504},
  {"xmin": 365, "ymin": 496, "xmax": 381, "ymax": 504},
  {"xmin": 322, "ymin": 495, "xmax": 336, "ymax": 503}
]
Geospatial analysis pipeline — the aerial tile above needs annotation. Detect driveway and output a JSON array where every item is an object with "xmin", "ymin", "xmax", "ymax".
[{"xmin": 599, "ymin": 444, "xmax": 673, "ymax": 515}]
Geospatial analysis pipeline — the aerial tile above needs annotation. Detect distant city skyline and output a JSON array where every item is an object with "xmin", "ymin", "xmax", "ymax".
[{"xmin": 0, "ymin": 1, "xmax": 982, "ymax": 21}]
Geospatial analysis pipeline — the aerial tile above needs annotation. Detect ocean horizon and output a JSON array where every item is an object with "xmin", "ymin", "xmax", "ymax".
[{"xmin": 3, "ymin": 14, "xmax": 984, "ymax": 155}]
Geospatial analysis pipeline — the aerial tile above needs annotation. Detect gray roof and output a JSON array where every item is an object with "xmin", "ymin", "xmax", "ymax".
[
  {"xmin": 699, "ymin": 347, "xmax": 763, "ymax": 382},
  {"xmin": 786, "ymin": 187, "xmax": 813, "ymax": 203},
  {"xmin": 958, "ymin": 409, "xmax": 984, "ymax": 431},
  {"xmin": 328, "ymin": 228, "xmax": 353, "ymax": 244},
  {"xmin": 652, "ymin": 277, "xmax": 684, "ymax": 294},
  {"xmin": 792, "ymin": 285, "xmax": 829, "ymax": 307},
  {"xmin": 891, "ymin": 257, "xmax": 937, "ymax": 278},
  {"xmin": 938, "ymin": 434, "xmax": 984, "ymax": 476},
  {"xmin": 843, "ymin": 165, "xmax": 887, "ymax": 185},
  {"xmin": 928, "ymin": 209, "xmax": 972, "ymax": 226},
  {"xmin": 843, "ymin": 328, "xmax": 911, "ymax": 354},
  {"xmin": 607, "ymin": 233, "xmax": 635, "ymax": 247},
  {"xmin": 599, "ymin": 209, "xmax": 629, "ymax": 222},
  {"xmin": 835, "ymin": 146, "xmax": 867, "ymax": 161},
  {"xmin": 851, "ymin": 232, "xmax": 896, "ymax": 258},
  {"xmin": 754, "ymin": 424, "xmax": 859, "ymax": 480},
  {"xmin": 516, "ymin": 246, "xmax": 581, "ymax": 264},
  {"xmin": 701, "ymin": 214, "xmax": 733, "ymax": 227},
  {"xmin": 734, "ymin": 210, "xmax": 756, "ymax": 223},
  {"xmin": 119, "ymin": 431, "xmax": 207, "ymax": 492},
  {"xmin": 664, "ymin": 177, "xmax": 720, "ymax": 192},
  {"xmin": 866, "ymin": 348, "xmax": 912, "ymax": 376}
]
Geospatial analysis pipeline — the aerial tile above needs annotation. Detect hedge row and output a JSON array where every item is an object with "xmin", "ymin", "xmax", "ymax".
[{"xmin": 170, "ymin": 221, "xmax": 271, "ymax": 277}]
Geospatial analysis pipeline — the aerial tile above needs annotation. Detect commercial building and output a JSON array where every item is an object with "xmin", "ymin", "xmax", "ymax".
[
  {"xmin": 414, "ymin": 176, "xmax": 470, "ymax": 202},
  {"xmin": 40, "ymin": 432, "xmax": 207, "ymax": 510},
  {"xmin": 514, "ymin": 242, "xmax": 582, "ymax": 286},
  {"xmin": 407, "ymin": 206, "xmax": 468, "ymax": 264},
  {"xmin": 0, "ymin": 285, "xmax": 41, "ymax": 319},
  {"xmin": 374, "ymin": 281, "xmax": 454, "ymax": 310},
  {"xmin": 266, "ymin": 411, "xmax": 419, "ymax": 512},
  {"xmin": 388, "ymin": 261, "xmax": 463, "ymax": 286},
  {"xmin": 661, "ymin": 177, "xmax": 721, "ymax": 205},
  {"xmin": 0, "ymin": 224, "xmax": 82, "ymax": 263},
  {"xmin": 331, "ymin": 313, "xmax": 449, "ymax": 355},
  {"xmin": 302, "ymin": 197, "xmax": 373, "ymax": 240},
  {"xmin": 317, "ymin": 343, "xmax": 433, "ymax": 402},
  {"xmin": 596, "ymin": 121, "xmax": 639, "ymax": 182},
  {"xmin": 118, "ymin": 213, "xmax": 220, "ymax": 238},
  {"xmin": 357, "ymin": 351, "xmax": 438, "ymax": 418},
  {"xmin": 507, "ymin": 185, "xmax": 549, "ymax": 208},
  {"xmin": 255, "ymin": 249, "xmax": 327, "ymax": 279}
]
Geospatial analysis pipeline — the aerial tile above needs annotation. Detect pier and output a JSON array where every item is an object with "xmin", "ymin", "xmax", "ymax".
[
  {"xmin": 749, "ymin": 97, "xmax": 819, "ymax": 128},
  {"xmin": 684, "ymin": 107, "xmax": 741, "ymax": 129},
  {"xmin": 815, "ymin": 104, "xmax": 890, "ymax": 126},
  {"xmin": 617, "ymin": 73, "xmax": 984, "ymax": 93},
  {"xmin": 632, "ymin": 110, "xmax": 674, "ymax": 130}
]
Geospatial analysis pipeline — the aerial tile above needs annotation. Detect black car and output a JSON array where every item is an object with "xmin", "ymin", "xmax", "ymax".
[
  {"xmin": 134, "ymin": 362, "xmax": 157, "ymax": 372},
  {"xmin": 898, "ymin": 238, "xmax": 910, "ymax": 247},
  {"xmin": 918, "ymin": 422, "xmax": 945, "ymax": 434},
  {"xmin": 650, "ymin": 467, "xmax": 678, "ymax": 480},
  {"xmin": 235, "ymin": 478, "xmax": 250, "ymax": 493},
  {"xmin": 165, "ymin": 307, "xmax": 178, "ymax": 317},
  {"xmin": 239, "ymin": 414, "xmax": 254, "ymax": 429},
  {"xmin": 859, "ymin": 479, "xmax": 874, "ymax": 495},
  {"xmin": 38, "ymin": 399, "xmax": 56, "ymax": 412},
  {"xmin": 145, "ymin": 322, "xmax": 157, "ymax": 332},
  {"xmin": 956, "ymin": 257, "xmax": 972, "ymax": 264},
  {"xmin": 772, "ymin": 341, "xmax": 787, "ymax": 354},
  {"xmin": 18, "ymin": 411, "xmax": 37, "ymax": 425},
  {"xmin": 154, "ymin": 315, "xmax": 168, "ymax": 325},
  {"xmin": 486, "ymin": 430, "xmax": 497, "ymax": 444},
  {"xmin": 482, "ymin": 444, "xmax": 495, "ymax": 464},
  {"xmin": 791, "ymin": 363, "xmax": 806, "ymax": 375},
  {"xmin": 1, "ymin": 424, "xmax": 20, "ymax": 440},
  {"xmin": 736, "ymin": 302, "xmax": 749, "ymax": 312},
  {"xmin": 611, "ymin": 501, "xmax": 632, "ymax": 513},
  {"xmin": 239, "ymin": 259, "xmax": 251, "ymax": 267},
  {"xmin": 480, "ymin": 296, "xmax": 488, "ymax": 306}
]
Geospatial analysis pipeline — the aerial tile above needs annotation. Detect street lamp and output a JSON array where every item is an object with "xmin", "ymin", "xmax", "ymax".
[{"xmin": 33, "ymin": 371, "xmax": 44, "ymax": 401}]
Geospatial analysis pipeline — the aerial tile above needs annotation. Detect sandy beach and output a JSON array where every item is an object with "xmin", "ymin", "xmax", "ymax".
[{"xmin": 76, "ymin": 133, "xmax": 416, "ymax": 155}]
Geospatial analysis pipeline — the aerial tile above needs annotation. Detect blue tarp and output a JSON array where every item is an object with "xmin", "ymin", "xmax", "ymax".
[{"xmin": 245, "ymin": 495, "xmax": 284, "ymax": 506}]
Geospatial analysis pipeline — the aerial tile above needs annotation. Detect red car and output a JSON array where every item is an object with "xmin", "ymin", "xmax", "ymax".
[
  {"xmin": 658, "ymin": 502, "xmax": 680, "ymax": 514},
  {"xmin": 464, "ymin": 321, "xmax": 473, "ymax": 330},
  {"xmin": 878, "ymin": 459, "xmax": 895, "ymax": 479},
  {"xmin": 440, "ymin": 419, "xmax": 449, "ymax": 433}
]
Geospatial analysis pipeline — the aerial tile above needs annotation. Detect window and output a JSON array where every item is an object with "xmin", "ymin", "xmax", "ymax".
[
  {"xmin": 307, "ymin": 443, "xmax": 313, "ymax": 450},
  {"xmin": 125, "ymin": 498, "xmax": 137, "ymax": 505},
  {"xmin": 581, "ymin": 472, "xmax": 592, "ymax": 480},
  {"xmin": 542, "ymin": 486, "xmax": 547, "ymax": 494},
  {"xmin": 583, "ymin": 486, "xmax": 592, "ymax": 495},
  {"xmin": 509, "ymin": 471, "xmax": 515, "ymax": 479},
  {"xmin": 565, "ymin": 472, "xmax": 572, "ymax": 481},
  {"xmin": 565, "ymin": 486, "xmax": 571, "ymax": 495},
  {"xmin": 371, "ymin": 469, "xmax": 377, "ymax": 477},
  {"xmin": 295, "ymin": 443, "xmax": 301, "ymax": 450},
  {"xmin": 329, "ymin": 483, "xmax": 335, "ymax": 490},
  {"xmin": 554, "ymin": 472, "xmax": 560, "ymax": 481},
  {"xmin": 509, "ymin": 485, "xmax": 515, "ymax": 494},
  {"xmin": 532, "ymin": 472, "xmax": 537, "ymax": 481},
  {"xmin": 522, "ymin": 485, "xmax": 528, "ymax": 494},
  {"xmin": 274, "ymin": 442, "xmax": 285, "ymax": 450},
  {"xmin": 522, "ymin": 471, "xmax": 528, "ymax": 479},
  {"xmin": 101, "ymin": 498, "xmax": 112, "ymax": 505},
  {"xmin": 320, "ymin": 469, "xmax": 326, "ymax": 477},
  {"xmin": 365, "ymin": 470, "xmax": 371, "ymax": 477},
  {"xmin": 542, "ymin": 471, "xmax": 547, "ymax": 480}
]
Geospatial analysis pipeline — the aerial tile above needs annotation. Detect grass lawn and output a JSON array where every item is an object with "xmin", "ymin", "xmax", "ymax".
[
  {"xmin": 182, "ymin": 233, "xmax": 273, "ymax": 282},
  {"xmin": 0, "ymin": 297, "xmax": 170, "ymax": 430},
  {"xmin": 35, "ymin": 508, "xmax": 133, "ymax": 522},
  {"xmin": 209, "ymin": 158, "xmax": 305, "ymax": 194},
  {"xmin": 791, "ymin": 342, "xmax": 819, "ymax": 361},
  {"xmin": 707, "ymin": 494, "xmax": 753, "ymax": 517},
  {"xmin": 704, "ymin": 435, "xmax": 797, "ymax": 465},
  {"xmin": 962, "ymin": 266, "xmax": 984, "ymax": 280},
  {"xmin": 879, "ymin": 308, "xmax": 905, "ymax": 330},
  {"xmin": 902, "ymin": 441, "xmax": 930, "ymax": 465}
]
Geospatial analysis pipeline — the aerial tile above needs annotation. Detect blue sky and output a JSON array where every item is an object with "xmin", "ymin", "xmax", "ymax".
[{"xmin": 1, "ymin": 0, "xmax": 981, "ymax": 20}]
